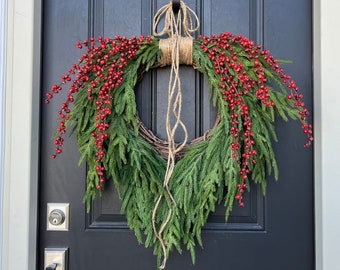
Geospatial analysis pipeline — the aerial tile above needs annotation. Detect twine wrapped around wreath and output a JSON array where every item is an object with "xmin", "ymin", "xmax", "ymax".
[{"xmin": 159, "ymin": 35, "xmax": 193, "ymax": 66}]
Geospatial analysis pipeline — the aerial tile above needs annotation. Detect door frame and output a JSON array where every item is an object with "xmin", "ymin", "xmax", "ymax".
[{"xmin": 0, "ymin": 0, "xmax": 334, "ymax": 269}]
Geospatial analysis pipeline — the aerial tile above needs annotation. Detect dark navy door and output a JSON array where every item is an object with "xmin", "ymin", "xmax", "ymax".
[{"xmin": 39, "ymin": 1, "xmax": 314, "ymax": 269}]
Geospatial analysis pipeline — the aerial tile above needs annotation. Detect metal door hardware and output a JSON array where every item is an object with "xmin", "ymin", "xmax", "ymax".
[
  {"xmin": 47, "ymin": 203, "xmax": 69, "ymax": 231},
  {"xmin": 48, "ymin": 209, "xmax": 65, "ymax": 225},
  {"xmin": 44, "ymin": 248, "xmax": 68, "ymax": 270},
  {"xmin": 45, "ymin": 263, "xmax": 57, "ymax": 270}
]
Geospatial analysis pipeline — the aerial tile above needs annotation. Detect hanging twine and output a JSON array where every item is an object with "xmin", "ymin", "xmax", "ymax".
[{"xmin": 151, "ymin": 1, "xmax": 199, "ymax": 269}]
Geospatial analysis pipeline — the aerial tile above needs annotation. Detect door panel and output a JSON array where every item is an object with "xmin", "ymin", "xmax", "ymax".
[{"xmin": 39, "ymin": 0, "xmax": 314, "ymax": 269}]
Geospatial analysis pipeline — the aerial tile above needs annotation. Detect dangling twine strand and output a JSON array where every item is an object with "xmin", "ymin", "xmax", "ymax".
[{"xmin": 151, "ymin": 1, "xmax": 199, "ymax": 269}]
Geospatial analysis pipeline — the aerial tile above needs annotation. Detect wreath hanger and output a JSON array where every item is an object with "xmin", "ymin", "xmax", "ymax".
[{"xmin": 172, "ymin": 0, "xmax": 181, "ymax": 14}]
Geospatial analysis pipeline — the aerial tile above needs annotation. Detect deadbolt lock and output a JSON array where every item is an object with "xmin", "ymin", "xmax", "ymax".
[
  {"xmin": 47, "ymin": 203, "xmax": 69, "ymax": 231},
  {"xmin": 48, "ymin": 209, "xmax": 65, "ymax": 226}
]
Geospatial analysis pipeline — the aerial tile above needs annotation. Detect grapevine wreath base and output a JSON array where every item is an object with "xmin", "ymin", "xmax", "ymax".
[{"xmin": 45, "ymin": 6, "xmax": 312, "ymax": 269}]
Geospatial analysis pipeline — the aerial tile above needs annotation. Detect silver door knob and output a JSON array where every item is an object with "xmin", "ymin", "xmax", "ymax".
[{"xmin": 48, "ymin": 209, "xmax": 65, "ymax": 226}]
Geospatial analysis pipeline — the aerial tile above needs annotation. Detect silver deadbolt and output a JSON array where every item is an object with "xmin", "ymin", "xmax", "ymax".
[
  {"xmin": 49, "ymin": 209, "xmax": 65, "ymax": 226},
  {"xmin": 47, "ymin": 203, "xmax": 69, "ymax": 231}
]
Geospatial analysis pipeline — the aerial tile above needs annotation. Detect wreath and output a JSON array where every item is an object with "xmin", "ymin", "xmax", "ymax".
[{"xmin": 45, "ymin": 2, "xmax": 312, "ymax": 269}]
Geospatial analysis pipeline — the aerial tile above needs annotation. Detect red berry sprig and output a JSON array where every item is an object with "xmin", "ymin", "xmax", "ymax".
[
  {"xmin": 264, "ymin": 53, "xmax": 313, "ymax": 147},
  {"xmin": 45, "ymin": 35, "xmax": 152, "ymax": 189},
  {"xmin": 198, "ymin": 32, "xmax": 313, "ymax": 206}
]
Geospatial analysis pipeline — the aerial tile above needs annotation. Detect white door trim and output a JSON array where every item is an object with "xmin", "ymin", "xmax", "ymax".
[
  {"xmin": 313, "ymin": 1, "xmax": 340, "ymax": 269},
  {"xmin": 2, "ymin": 0, "xmax": 41, "ymax": 269},
  {"xmin": 0, "ymin": 0, "xmax": 7, "ymax": 266},
  {"xmin": 1, "ymin": 0, "xmax": 337, "ymax": 269}
]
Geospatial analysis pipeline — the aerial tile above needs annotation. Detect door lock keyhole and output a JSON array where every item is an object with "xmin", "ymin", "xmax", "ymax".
[
  {"xmin": 48, "ymin": 209, "xmax": 66, "ymax": 226},
  {"xmin": 46, "ymin": 203, "xmax": 69, "ymax": 231}
]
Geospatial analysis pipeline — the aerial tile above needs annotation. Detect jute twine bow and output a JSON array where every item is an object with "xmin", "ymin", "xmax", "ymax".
[{"xmin": 151, "ymin": 1, "xmax": 199, "ymax": 269}]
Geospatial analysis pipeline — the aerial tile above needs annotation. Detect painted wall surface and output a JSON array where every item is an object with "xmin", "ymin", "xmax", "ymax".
[{"xmin": 1, "ymin": 0, "xmax": 340, "ymax": 269}]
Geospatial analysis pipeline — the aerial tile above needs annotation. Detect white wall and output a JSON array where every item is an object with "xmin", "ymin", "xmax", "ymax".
[{"xmin": 1, "ymin": 0, "xmax": 339, "ymax": 269}]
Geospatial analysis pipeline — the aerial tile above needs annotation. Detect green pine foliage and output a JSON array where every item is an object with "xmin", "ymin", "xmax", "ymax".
[{"xmin": 50, "ymin": 34, "xmax": 311, "ymax": 268}]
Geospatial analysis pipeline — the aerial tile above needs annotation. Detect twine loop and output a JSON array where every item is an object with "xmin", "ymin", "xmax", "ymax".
[
  {"xmin": 151, "ymin": 1, "xmax": 199, "ymax": 269},
  {"xmin": 153, "ymin": 1, "xmax": 199, "ymax": 38}
]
